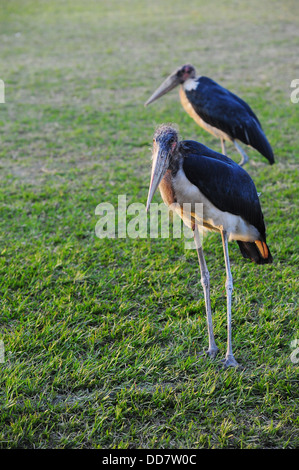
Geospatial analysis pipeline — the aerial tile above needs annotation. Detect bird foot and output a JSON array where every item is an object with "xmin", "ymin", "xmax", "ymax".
[
  {"xmin": 206, "ymin": 346, "xmax": 219, "ymax": 359},
  {"xmin": 222, "ymin": 354, "xmax": 240, "ymax": 368}
]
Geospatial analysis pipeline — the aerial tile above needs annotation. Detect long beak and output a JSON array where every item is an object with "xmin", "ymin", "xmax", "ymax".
[
  {"xmin": 145, "ymin": 71, "xmax": 180, "ymax": 106},
  {"xmin": 146, "ymin": 144, "xmax": 169, "ymax": 212}
]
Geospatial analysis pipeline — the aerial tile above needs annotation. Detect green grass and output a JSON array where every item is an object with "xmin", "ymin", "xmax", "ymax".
[{"xmin": 0, "ymin": 0, "xmax": 298, "ymax": 449}]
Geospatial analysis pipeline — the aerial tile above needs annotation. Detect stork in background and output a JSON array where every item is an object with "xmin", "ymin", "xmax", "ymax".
[
  {"xmin": 145, "ymin": 65, "xmax": 274, "ymax": 167},
  {"xmin": 146, "ymin": 124, "xmax": 272, "ymax": 367}
]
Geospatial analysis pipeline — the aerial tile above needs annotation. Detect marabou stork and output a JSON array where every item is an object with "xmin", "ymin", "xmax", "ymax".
[
  {"xmin": 145, "ymin": 65, "xmax": 274, "ymax": 167},
  {"xmin": 146, "ymin": 124, "xmax": 272, "ymax": 367}
]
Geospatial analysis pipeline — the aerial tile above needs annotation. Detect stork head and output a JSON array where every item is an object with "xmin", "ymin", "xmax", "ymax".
[
  {"xmin": 145, "ymin": 64, "xmax": 196, "ymax": 106},
  {"xmin": 146, "ymin": 124, "xmax": 179, "ymax": 212}
]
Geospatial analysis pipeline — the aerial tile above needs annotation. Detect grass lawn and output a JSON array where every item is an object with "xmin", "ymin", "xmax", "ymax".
[{"xmin": 0, "ymin": 0, "xmax": 298, "ymax": 449}]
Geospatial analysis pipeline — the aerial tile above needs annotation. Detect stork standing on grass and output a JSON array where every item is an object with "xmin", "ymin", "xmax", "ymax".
[
  {"xmin": 145, "ymin": 64, "xmax": 274, "ymax": 166},
  {"xmin": 146, "ymin": 124, "xmax": 272, "ymax": 367}
]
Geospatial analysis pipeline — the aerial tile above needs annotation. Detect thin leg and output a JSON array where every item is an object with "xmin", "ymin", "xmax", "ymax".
[
  {"xmin": 233, "ymin": 140, "xmax": 249, "ymax": 166},
  {"xmin": 221, "ymin": 230, "xmax": 239, "ymax": 367},
  {"xmin": 193, "ymin": 225, "xmax": 219, "ymax": 358},
  {"xmin": 220, "ymin": 138, "xmax": 227, "ymax": 156}
]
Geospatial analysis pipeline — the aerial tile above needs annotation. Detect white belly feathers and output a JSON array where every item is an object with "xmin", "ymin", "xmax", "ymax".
[
  {"xmin": 179, "ymin": 85, "xmax": 231, "ymax": 142},
  {"xmin": 168, "ymin": 168, "xmax": 259, "ymax": 242}
]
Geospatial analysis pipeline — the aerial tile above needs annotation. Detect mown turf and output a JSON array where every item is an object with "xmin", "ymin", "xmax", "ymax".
[{"xmin": 0, "ymin": 0, "xmax": 298, "ymax": 449}]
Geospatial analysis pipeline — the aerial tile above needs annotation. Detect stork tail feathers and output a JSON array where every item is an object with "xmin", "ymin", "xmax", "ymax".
[
  {"xmin": 246, "ymin": 121, "xmax": 275, "ymax": 165},
  {"xmin": 237, "ymin": 240, "xmax": 273, "ymax": 265}
]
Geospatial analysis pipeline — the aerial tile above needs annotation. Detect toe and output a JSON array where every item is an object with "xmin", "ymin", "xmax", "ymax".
[
  {"xmin": 207, "ymin": 347, "xmax": 219, "ymax": 359},
  {"xmin": 222, "ymin": 354, "xmax": 240, "ymax": 368}
]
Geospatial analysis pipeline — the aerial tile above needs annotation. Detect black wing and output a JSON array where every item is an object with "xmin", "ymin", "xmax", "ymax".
[
  {"xmin": 180, "ymin": 140, "xmax": 266, "ymax": 238},
  {"xmin": 185, "ymin": 77, "xmax": 274, "ymax": 164}
]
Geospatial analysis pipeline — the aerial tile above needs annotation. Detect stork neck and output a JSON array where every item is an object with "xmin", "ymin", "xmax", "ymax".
[
  {"xmin": 168, "ymin": 147, "xmax": 183, "ymax": 176},
  {"xmin": 183, "ymin": 77, "xmax": 198, "ymax": 92}
]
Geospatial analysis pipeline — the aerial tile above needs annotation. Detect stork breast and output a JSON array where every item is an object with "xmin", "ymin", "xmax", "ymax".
[{"xmin": 179, "ymin": 87, "xmax": 231, "ymax": 141}]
